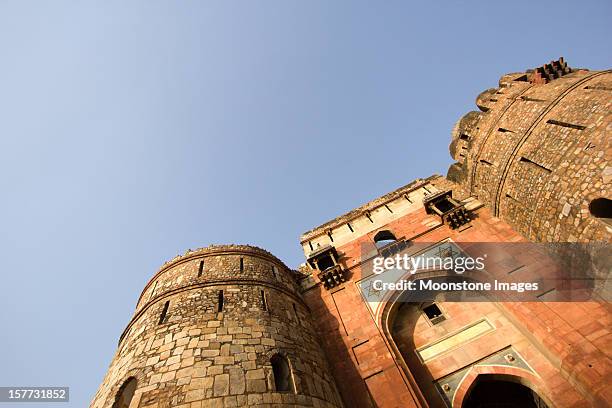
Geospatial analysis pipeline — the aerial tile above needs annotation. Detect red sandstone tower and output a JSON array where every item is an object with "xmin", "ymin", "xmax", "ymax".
[{"xmin": 298, "ymin": 59, "xmax": 611, "ymax": 407}]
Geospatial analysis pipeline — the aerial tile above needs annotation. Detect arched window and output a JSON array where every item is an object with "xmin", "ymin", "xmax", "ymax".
[
  {"xmin": 270, "ymin": 354, "xmax": 294, "ymax": 392},
  {"xmin": 112, "ymin": 377, "xmax": 137, "ymax": 408},
  {"xmin": 589, "ymin": 198, "xmax": 612, "ymax": 226},
  {"xmin": 373, "ymin": 230, "xmax": 396, "ymax": 248}
]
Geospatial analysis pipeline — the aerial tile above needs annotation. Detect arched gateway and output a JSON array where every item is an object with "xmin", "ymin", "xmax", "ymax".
[
  {"xmin": 462, "ymin": 375, "xmax": 548, "ymax": 407},
  {"xmin": 377, "ymin": 274, "xmax": 553, "ymax": 407}
]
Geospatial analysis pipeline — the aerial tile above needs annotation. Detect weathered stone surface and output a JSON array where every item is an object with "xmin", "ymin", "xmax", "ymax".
[
  {"xmin": 246, "ymin": 378, "xmax": 267, "ymax": 393},
  {"xmin": 90, "ymin": 246, "xmax": 343, "ymax": 408},
  {"xmin": 213, "ymin": 374, "xmax": 229, "ymax": 397},
  {"xmin": 447, "ymin": 68, "xmax": 611, "ymax": 243},
  {"xmin": 228, "ymin": 368, "xmax": 245, "ymax": 395}
]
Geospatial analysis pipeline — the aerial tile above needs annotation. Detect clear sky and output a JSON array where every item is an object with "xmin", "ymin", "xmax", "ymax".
[{"xmin": 0, "ymin": 1, "xmax": 610, "ymax": 406}]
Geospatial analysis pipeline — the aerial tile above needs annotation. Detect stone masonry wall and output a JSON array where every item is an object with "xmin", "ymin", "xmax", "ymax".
[
  {"xmin": 91, "ymin": 245, "xmax": 343, "ymax": 408},
  {"xmin": 448, "ymin": 66, "xmax": 611, "ymax": 243}
]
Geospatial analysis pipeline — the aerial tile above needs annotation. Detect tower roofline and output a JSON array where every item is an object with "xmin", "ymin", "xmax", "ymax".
[
  {"xmin": 156, "ymin": 244, "xmax": 288, "ymax": 273},
  {"xmin": 136, "ymin": 244, "xmax": 295, "ymax": 308}
]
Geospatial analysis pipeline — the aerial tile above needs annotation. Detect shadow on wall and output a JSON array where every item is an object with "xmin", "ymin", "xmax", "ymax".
[
  {"xmin": 306, "ymin": 283, "xmax": 376, "ymax": 408},
  {"xmin": 389, "ymin": 299, "xmax": 441, "ymax": 406}
]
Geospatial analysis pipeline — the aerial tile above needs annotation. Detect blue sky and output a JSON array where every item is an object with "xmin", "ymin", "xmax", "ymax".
[{"xmin": 0, "ymin": 1, "xmax": 610, "ymax": 406}]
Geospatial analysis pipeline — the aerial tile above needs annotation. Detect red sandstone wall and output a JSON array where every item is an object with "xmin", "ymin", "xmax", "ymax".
[{"xmin": 302, "ymin": 202, "xmax": 610, "ymax": 407}]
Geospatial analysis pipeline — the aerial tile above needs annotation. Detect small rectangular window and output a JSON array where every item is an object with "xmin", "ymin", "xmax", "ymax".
[
  {"xmin": 292, "ymin": 303, "xmax": 300, "ymax": 324},
  {"xmin": 198, "ymin": 260, "xmax": 204, "ymax": 277},
  {"xmin": 546, "ymin": 119, "xmax": 586, "ymax": 131},
  {"xmin": 423, "ymin": 303, "xmax": 445, "ymax": 325},
  {"xmin": 585, "ymin": 85, "xmax": 612, "ymax": 91},
  {"xmin": 148, "ymin": 281, "xmax": 158, "ymax": 300},
  {"xmin": 261, "ymin": 290, "xmax": 268, "ymax": 312},
  {"xmin": 218, "ymin": 290, "xmax": 224, "ymax": 312},
  {"xmin": 347, "ymin": 223, "xmax": 354, "ymax": 233},
  {"xmin": 519, "ymin": 156, "xmax": 552, "ymax": 173},
  {"xmin": 159, "ymin": 301, "xmax": 170, "ymax": 324},
  {"xmin": 272, "ymin": 265, "xmax": 277, "ymax": 279},
  {"xmin": 240, "ymin": 257, "xmax": 244, "ymax": 272},
  {"xmin": 520, "ymin": 95, "xmax": 546, "ymax": 102}
]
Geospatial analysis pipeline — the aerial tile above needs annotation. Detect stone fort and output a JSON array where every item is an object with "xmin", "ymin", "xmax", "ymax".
[{"xmin": 92, "ymin": 59, "xmax": 611, "ymax": 408}]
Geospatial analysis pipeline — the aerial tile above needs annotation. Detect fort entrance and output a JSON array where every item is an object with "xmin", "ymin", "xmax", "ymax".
[{"xmin": 463, "ymin": 375, "xmax": 548, "ymax": 408}]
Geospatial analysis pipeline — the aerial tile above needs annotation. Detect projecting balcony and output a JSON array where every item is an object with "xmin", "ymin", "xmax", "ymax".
[
  {"xmin": 424, "ymin": 190, "xmax": 471, "ymax": 229},
  {"xmin": 306, "ymin": 245, "xmax": 347, "ymax": 290}
]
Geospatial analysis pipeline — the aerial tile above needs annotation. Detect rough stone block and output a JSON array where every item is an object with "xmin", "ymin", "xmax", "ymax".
[{"xmin": 213, "ymin": 374, "xmax": 230, "ymax": 397}]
